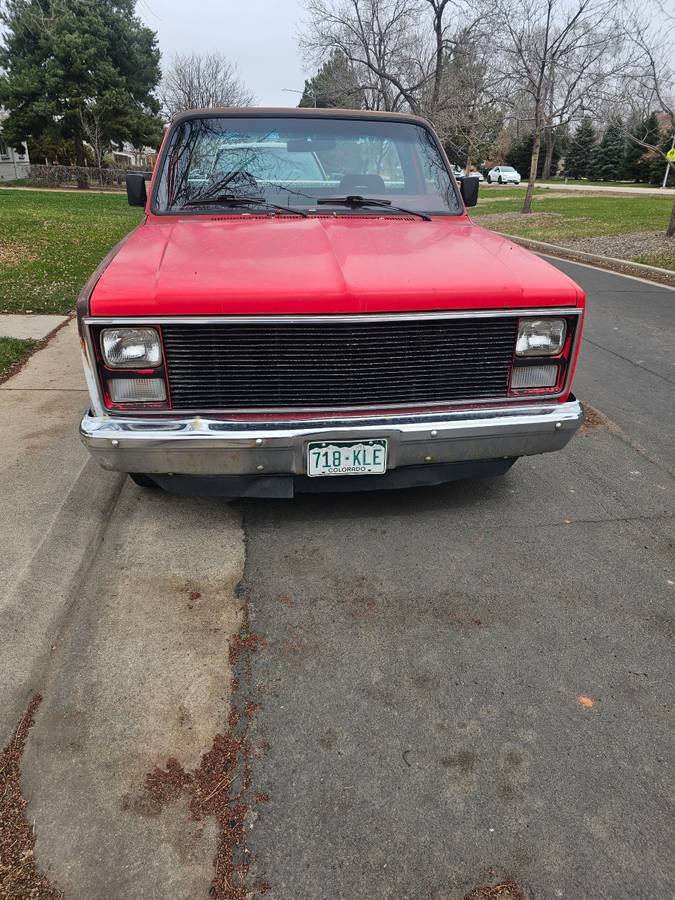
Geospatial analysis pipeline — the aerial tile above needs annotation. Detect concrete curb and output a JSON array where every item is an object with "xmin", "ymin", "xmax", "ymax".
[
  {"xmin": 492, "ymin": 232, "xmax": 675, "ymax": 289},
  {"xmin": 0, "ymin": 459, "xmax": 125, "ymax": 743}
]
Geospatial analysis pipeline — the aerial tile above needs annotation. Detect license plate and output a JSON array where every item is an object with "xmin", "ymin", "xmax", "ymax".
[{"xmin": 306, "ymin": 439, "xmax": 388, "ymax": 477}]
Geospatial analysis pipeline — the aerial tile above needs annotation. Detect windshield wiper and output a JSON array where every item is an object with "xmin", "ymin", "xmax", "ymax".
[
  {"xmin": 316, "ymin": 195, "xmax": 431, "ymax": 221},
  {"xmin": 183, "ymin": 194, "xmax": 308, "ymax": 217}
]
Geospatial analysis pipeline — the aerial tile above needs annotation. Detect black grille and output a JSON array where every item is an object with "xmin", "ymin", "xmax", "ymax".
[{"xmin": 162, "ymin": 317, "xmax": 518, "ymax": 411}]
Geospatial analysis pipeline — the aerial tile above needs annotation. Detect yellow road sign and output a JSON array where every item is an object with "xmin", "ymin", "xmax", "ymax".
[{"xmin": 667, "ymin": 147, "xmax": 675, "ymax": 162}]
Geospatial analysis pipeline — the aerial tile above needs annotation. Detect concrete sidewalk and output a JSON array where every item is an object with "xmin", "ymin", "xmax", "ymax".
[
  {"xmin": 0, "ymin": 320, "xmax": 122, "ymax": 742},
  {"xmin": 538, "ymin": 182, "xmax": 673, "ymax": 196},
  {"xmin": 0, "ymin": 314, "xmax": 68, "ymax": 340},
  {"xmin": 483, "ymin": 181, "xmax": 673, "ymax": 196},
  {"xmin": 1, "ymin": 321, "xmax": 247, "ymax": 898}
]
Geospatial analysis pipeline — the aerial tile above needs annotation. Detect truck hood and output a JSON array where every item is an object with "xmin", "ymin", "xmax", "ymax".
[{"xmin": 89, "ymin": 215, "xmax": 582, "ymax": 316}]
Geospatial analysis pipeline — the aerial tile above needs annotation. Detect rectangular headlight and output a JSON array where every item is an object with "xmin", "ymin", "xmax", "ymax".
[
  {"xmin": 516, "ymin": 318, "xmax": 566, "ymax": 356},
  {"xmin": 101, "ymin": 328, "xmax": 162, "ymax": 368},
  {"xmin": 108, "ymin": 377, "xmax": 167, "ymax": 403}
]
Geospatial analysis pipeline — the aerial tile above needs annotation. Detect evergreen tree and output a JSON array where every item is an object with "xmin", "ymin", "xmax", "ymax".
[
  {"xmin": 0, "ymin": 0, "xmax": 163, "ymax": 164},
  {"xmin": 506, "ymin": 131, "xmax": 562, "ymax": 178},
  {"xmin": 624, "ymin": 112, "xmax": 661, "ymax": 182},
  {"xmin": 505, "ymin": 133, "xmax": 533, "ymax": 175},
  {"xmin": 299, "ymin": 51, "xmax": 363, "ymax": 109},
  {"xmin": 587, "ymin": 119, "xmax": 625, "ymax": 181},
  {"xmin": 587, "ymin": 143, "xmax": 604, "ymax": 181},
  {"xmin": 564, "ymin": 118, "xmax": 596, "ymax": 179}
]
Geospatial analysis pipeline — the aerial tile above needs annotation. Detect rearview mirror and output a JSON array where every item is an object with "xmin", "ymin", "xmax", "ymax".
[
  {"xmin": 126, "ymin": 173, "xmax": 147, "ymax": 207},
  {"xmin": 286, "ymin": 139, "xmax": 337, "ymax": 153},
  {"xmin": 459, "ymin": 175, "xmax": 479, "ymax": 208}
]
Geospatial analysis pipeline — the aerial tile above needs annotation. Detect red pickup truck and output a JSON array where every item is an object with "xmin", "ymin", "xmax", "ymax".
[{"xmin": 78, "ymin": 108, "xmax": 584, "ymax": 497}]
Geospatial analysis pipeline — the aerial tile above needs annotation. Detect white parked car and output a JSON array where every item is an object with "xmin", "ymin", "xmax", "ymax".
[{"xmin": 486, "ymin": 166, "xmax": 521, "ymax": 184}]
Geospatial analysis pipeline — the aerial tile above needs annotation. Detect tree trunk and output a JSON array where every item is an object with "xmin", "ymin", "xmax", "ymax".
[
  {"xmin": 667, "ymin": 198, "xmax": 675, "ymax": 237},
  {"xmin": 522, "ymin": 127, "xmax": 542, "ymax": 214},
  {"xmin": 542, "ymin": 129, "xmax": 554, "ymax": 180},
  {"xmin": 465, "ymin": 141, "xmax": 474, "ymax": 172},
  {"xmin": 74, "ymin": 131, "xmax": 89, "ymax": 189}
]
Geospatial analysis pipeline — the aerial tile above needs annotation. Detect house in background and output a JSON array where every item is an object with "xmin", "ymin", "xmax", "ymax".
[
  {"xmin": 0, "ymin": 109, "xmax": 30, "ymax": 181},
  {"xmin": 111, "ymin": 142, "xmax": 157, "ymax": 169},
  {"xmin": 0, "ymin": 138, "xmax": 30, "ymax": 181}
]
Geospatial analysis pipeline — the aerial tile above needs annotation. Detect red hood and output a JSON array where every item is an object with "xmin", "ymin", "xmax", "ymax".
[{"xmin": 89, "ymin": 214, "xmax": 582, "ymax": 316}]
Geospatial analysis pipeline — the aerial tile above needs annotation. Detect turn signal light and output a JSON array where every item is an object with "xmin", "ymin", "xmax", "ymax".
[
  {"xmin": 108, "ymin": 377, "xmax": 167, "ymax": 403},
  {"xmin": 510, "ymin": 364, "xmax": 558, "ymax": 390}
]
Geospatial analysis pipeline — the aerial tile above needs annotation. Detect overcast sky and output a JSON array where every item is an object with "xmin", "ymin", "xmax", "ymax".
[
  {"xmin": 139, "ymin": 0, "xmax": 674, "ymax": 108},
  {"xmin": 138, "ymin": 0, "xmax": 308, "ymax": 107}
]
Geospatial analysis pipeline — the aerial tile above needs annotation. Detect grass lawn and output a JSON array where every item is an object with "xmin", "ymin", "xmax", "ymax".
[
  {"xmin": 1, "ymin": 187, "xmax": 672, "ymax": 310},
  {"xmin": 633, "ymin": 249, "xmax": 675, "ymax": 269},
  {"xmin": 0, "ymin": 336, "xmax": 35, "ymax": 376},
  {"xmin": 472, "ymin": 187, "xmax": 673, "ymax": 236},
  {"xmin": 472, "ymin": 187, "xmax": 675, "ymax": 269},
  {"xmin": 0, "ymin": 189, "xmax": 143, "ymax": 314}
]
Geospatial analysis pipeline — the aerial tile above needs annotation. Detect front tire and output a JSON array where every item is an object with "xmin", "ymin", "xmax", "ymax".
[
  {"xmin": 498, "ymin": 176, "xmax": 503, "ymax": 184},
  {"xmin": 129, "ymin": 473, "xmax": 158, "ymax": 488}
]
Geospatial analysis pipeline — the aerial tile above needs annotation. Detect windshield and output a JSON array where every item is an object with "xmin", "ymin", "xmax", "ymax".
[
  {"xmin": 154, "ymin": 115, "xmax": 461, "ymax": 215},
  {"xmin": 500, "ymin": 166, "xmax": 516, "ymax": 172}
]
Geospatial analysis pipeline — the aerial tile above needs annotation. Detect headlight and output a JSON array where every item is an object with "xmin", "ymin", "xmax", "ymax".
[
  {"xmin": 101, "ymin": 328, "xmax": 162, "ymax": 368},
  {"xmin": 516, "ymin": 318, "xmax": 566, "ymax": 356}
]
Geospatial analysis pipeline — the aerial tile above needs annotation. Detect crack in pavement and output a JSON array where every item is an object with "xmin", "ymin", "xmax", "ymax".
[{"xmin": 581, "ymin": 338, "xmax": 675, "ymax": 385}]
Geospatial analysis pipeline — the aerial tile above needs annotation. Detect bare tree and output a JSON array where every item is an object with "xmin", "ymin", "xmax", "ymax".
[
  {"xmin": 78, "ymin": 104, "xmax": 105, "ymax": 170},
  {"xmin": 494, "ymin": 0, "xmax": 635, "ymax": 213},
  {"xmin": 300, "ymin": 0, "xmax": 492, "ymax": 115},
  {"xmin": 161, "ymin": 52, "xmax": 256, "ymax": 117},
  {"xmin": 300, "ymin": 0, "xmax": 424, "ymax": 111},
  {"xmin": 611, "ymin": 19, "xmax": 675, "ymax": 234},
  {"xmin": 432, "ymin": 24, "xmax": 505, "ymax": 165},
  {"xmin": 300, "ymin": 0, "xmax": 502, "ymax": 156}
]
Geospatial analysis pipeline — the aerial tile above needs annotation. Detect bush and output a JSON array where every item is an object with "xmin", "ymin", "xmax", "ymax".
[{"xmin": 26, "ymin": 164, "xmax": 150, "ymax": 190}]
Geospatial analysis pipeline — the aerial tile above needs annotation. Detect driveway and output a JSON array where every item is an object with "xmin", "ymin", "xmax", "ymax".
[{"xmin": 2, "ymin": 264, "xmax": 673, "ymax": 899}]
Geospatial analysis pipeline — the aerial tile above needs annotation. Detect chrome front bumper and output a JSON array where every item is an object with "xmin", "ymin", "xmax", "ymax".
[{"xmin": 80, "ymin": 399, "xmax": 583, "ymax": 476}]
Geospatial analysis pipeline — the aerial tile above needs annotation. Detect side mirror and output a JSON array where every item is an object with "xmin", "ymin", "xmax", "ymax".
[
  {"xmin": 459, "ymin": 175, "xmax": 479, "ymax": 208},
  {"xmin": 126, "ymin": 173, "xmax": 147, "ymax": 207}
]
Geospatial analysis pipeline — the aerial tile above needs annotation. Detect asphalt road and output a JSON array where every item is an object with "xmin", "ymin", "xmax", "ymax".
[
  {"xmin": 238, "ymin": 261, "xmax": 674, "ymax": 899},
  {"xmin": 7, "ymin": 263, "xmax": 673, "ymax": 899}
]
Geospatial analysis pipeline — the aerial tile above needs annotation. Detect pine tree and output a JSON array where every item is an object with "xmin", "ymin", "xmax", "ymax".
[
  {"xmin": 0, "ymin": 0, "xmax": 163, "ymax": 164},
  {"xmin": 564, "ymin": 118, "xmax": 596, "ymax": 179},
  {"xmin": 505, "ymin": 132, "xmax": 562, "ymax": 178},
  {"xmin": 588, "ymin": 119, "xmax": 626, "ymax": 182},
  {"xmin": 299, "ymin": 51, "xmax": 363, "ymax": 109},
  {"xmin": 624, "ymin": 112, "xmax": 661, "ymax": 183}
]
